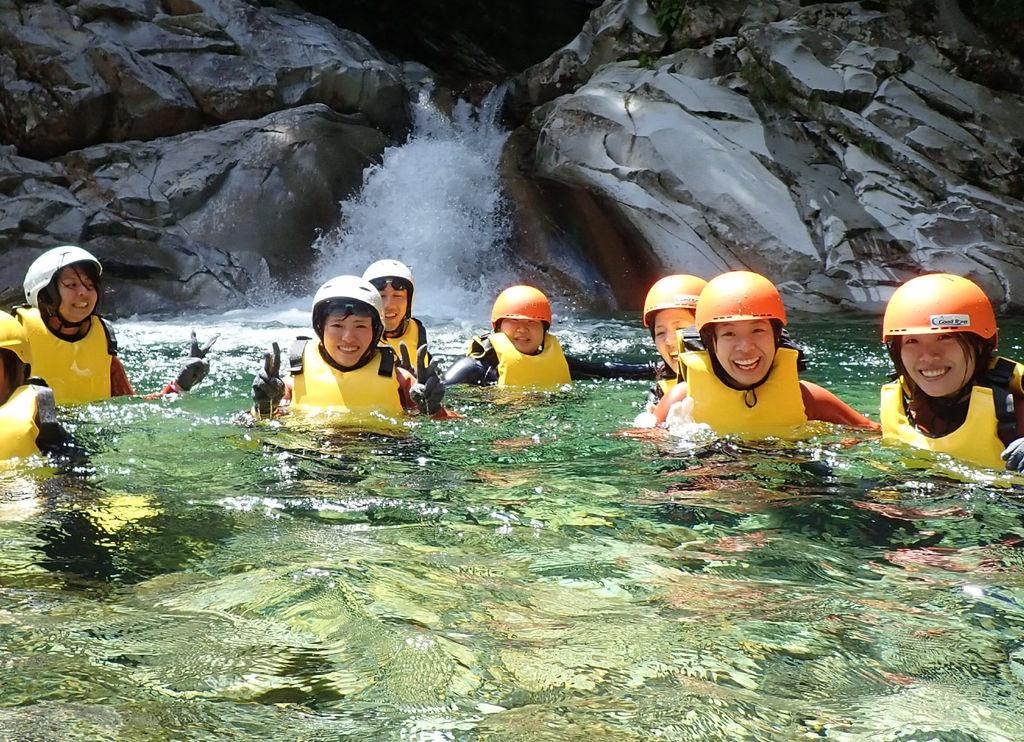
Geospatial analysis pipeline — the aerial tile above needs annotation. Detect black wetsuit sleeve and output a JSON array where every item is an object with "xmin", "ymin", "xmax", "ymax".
[
  {"xmin": 567, "ymin": 357, "xmax": 657, "ymax": 380},
  {"xmin": 443, "ymin": 356, "xmax": 498, "ymax": 386}
]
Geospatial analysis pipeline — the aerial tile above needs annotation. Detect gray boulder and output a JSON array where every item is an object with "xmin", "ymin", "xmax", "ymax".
[
  {"xmin": 0, "ymin": 105, "xmax": 388, "ymax": 314},
  {"xmin": 0, "ymin": 0, "xmax": 408, "ymax": 158},
  {"xmin": 519, "ymin": 0, "xmax": 1024, "ymax": 312}
]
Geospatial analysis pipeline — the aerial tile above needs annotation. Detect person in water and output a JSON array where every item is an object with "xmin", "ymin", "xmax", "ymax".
[
  {"xmin": 251, "ymin": 275, "xmax": 447, "ymax": 418},
  {"xmin": 0, "ymin": 310, "xmax": 68, "ymax": 460},
  {"xmin": 15, "ymin": 245, "xmax": 216, "ymax": 405},
  {"xmin": 653, "ymin": 270, "xmax": 877, "ymax": 435},
  {"xmin": 641, "ymin": 274, "xmax": 708, "ymax": 409},
  {"xmin": 444, "ymin": 284, "xmax": 651, "ymax": 388},
  {"xmin": 880, "ymin": 273, "xmax": 1024, "ymax": 471},
  {"xmin": 362, "ymin": 259, "xmax": 431, "ymax": 364}
]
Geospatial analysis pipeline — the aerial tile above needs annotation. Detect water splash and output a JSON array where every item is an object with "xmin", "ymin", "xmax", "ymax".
[{"xmin": 314, "ymin": 86, "xmax": 517, "ymax": 322}]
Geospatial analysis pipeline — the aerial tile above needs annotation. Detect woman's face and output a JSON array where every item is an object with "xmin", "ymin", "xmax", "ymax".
[
  {"xmin": 499, "ymin": 318, "xmax": 545, "ymax": 355},
  {"xmin": 652, "ymin": 307, "xmax": 696, "ymax": 372},
  {"xmin": 322, "ymin": 313, "xmax": 375, "ymax": 367},
  {"xmin": 379, "ymin": 284, "xmax": 409, "ymax": 334},
  {"xmin": 711, "ymin": 319, "xmax": 776, "ymax": 387},
  {"xmin": 55, "ymin": 265, "xmax": 98, "ymax": 324},
  {"xmin": 900, "ymin": 333, "xmax": 976, "ymax": 398}
]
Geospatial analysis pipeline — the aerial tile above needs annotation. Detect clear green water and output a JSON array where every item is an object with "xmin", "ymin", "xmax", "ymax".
[{"xmin": 3, "ymin": 312, "xmax": 1024, "ymax": 742}]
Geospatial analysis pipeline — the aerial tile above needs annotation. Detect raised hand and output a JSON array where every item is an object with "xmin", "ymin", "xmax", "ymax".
[
  {"xmin": 252, "ymin": 342, "xmax": 285, "ymax": 417},
  {"xmin": 397, "ymin": 341, "xmax": 415, "ymax": 374},
  {"xmin": 1002, "ymin": 437, "xmax": 1024, "ymax": 472},
  {"xmin": 409, "ymin": 344, "xmax": 444, "ymax": 415},
  {"xmin": 174, "ymin": 329, "xmax": 220, "ymax": 391}
]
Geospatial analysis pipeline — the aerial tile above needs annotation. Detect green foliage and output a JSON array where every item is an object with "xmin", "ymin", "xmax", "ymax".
[
  {"xmin": 638, "ymin": 51, "xmax": 658, "ymax": 69},
  {"xmin": 651, "ymin": 0, "xmax": 688, "ymax": 33}
]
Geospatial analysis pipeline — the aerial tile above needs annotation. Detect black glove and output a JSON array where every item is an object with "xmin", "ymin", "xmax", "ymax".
[
  {"xmin": 396, "ymin": 341, "xmax": 416, "ymax": 375},
  {"xmin": 1002, "ymin": 437, "xmax": 1024, "ymax": 472},
  {"xmin": 409, "ymin": 344, "xmax": 444, "ymax": 415},
  {"xmin": 252, "ymin": 342, "xmax": 285, "ymax": 417},
  {"xmin": 174, "ymin": 329, "xmax": 219, "ymax": 391}
]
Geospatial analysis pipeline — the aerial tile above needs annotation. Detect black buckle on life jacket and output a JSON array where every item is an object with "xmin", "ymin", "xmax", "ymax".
[
  {"xmin": 985, "ymin": 357, "xmax": 1017, "ymax": 447},
  {"xmin": 289, "ymin": 337, "xmax": 311, "ymax": 376},
  {"xmin": 377, "ymin": 346, "xmax": 396, "ymax": 377}
]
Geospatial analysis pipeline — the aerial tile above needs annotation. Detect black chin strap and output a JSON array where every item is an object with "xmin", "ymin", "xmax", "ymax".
[
  {"xmin": 49, "ymin": 309, "xmax": 90, "ymax": 336},
  {"xmin": 319, "ymin": 342, "xmax": 375, "ymax": 373}
]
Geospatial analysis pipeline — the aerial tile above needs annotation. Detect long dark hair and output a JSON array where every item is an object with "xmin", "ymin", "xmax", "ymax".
[{"xmin": 38, "ymin": 261, "xmax": 102, "ymax": 325}]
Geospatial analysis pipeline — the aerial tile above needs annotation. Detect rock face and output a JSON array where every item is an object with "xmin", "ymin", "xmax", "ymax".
[
  {"xmin": 3, "ymin": 0, "xmax": 1024, "ymax": 315},
  {"xmin": 0, "ymin": 0, "xmax": 404, "ymax": 314},
  {"xmin": 0, "ymin": 0, "xmax": 407, "ymax": 157},
  {"xmin": 0, "ymin": 104, "xmax": 388, "ymax": 312},
  {"xmin": 518, "ymin": 0, "xmax": 1024, "ymax": 312}
]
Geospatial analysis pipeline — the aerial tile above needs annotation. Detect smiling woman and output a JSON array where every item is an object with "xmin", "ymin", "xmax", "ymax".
[
  {"xmin": 653, "ymin": 271, "xmax": 878, "ymax": 436},
  {"xmin": 13, "ymin": 245, "xmax": 216, "ymax": 405},
  {"xmin": 880, "ymin": 272, "xmax": 1024, "ymax": 470}
]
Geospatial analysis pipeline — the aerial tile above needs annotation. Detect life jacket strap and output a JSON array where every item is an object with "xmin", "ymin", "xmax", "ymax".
[
  {"xmin": 984, "ymin": 357, "xmax": 1018, "ymax": 447},
  {"xmin": 96, "ymin": 316, "xmax": 118, "ymax": 356},
  {"xmin": 289, "ymin": 337, "xmax": 311, "ymax": 376},
  {"xmin": 377, "ymin": 346, "xmax": 396, "ymax": 377}
]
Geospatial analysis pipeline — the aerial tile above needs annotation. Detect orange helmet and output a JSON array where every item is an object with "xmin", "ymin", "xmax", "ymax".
[
  {"xmin": 643, "ymin": 274, "xmax": 708, "ymax": 327},
  {"xmin": 491, "ymin": 285, "xmax": 552, "ymax": 330},
  {"xmin": 882, "ymin": 273, "xmax": 997, "ymax": 341},
  {"xmin": 695, "ymin": 271, "xmax": 786, "ymax": 330}
]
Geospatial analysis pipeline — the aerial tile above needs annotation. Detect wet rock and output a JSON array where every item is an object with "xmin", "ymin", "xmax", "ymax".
[
  {"xmin": 0, "ymin": 105, "xmax": 387, "ymax": 314},
  {"xmin": 520, "ymin": 0, "xmax": 1024, "ymax": 312},
  {"xmin": 0, "ymin": 0, "xmax": 408, "ymax": 158}
]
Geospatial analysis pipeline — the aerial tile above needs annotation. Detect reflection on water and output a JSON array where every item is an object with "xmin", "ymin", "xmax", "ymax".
[{"xmin": 2, "ymin": 315, "xmax": 1024, "ymax": 741}]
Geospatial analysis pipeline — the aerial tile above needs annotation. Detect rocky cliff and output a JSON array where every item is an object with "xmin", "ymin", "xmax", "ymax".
[
  {"xmin": 2, "ymin": 0, "xmax": 1023, "ymax": 314},
  {"xmin": 512, "ymin": 0, "xmax": 1024, "ymax": 312}
]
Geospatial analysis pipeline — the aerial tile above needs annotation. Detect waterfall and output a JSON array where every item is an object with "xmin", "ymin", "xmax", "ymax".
[{"xmin": 314, "ymin": 86, "xmax": 518, "ymax": 321}]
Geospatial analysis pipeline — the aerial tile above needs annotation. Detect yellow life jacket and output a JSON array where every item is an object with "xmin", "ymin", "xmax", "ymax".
[
  {"xmin": 488, "ymin": 332, "xmax": 571, "ymax": 388},
  {"xmin": 679, "ymin": 347, "xmax": 808, "ymax": 437},
  {"xmin": 290, "ymin": 339, "xmax": 404, "ymax": 417},
  {"xmin": 16, "ymin": 307, "xmax": 114, "ymax": 405},
  {"xmin": 880, "ymin": 357, "xmax": 1024, "ymax": 470},
  {"xmin": 657, "ymin": 377, "xmax": 677, "ymax": 397},
  {"xmin": 382, "ymin": 318, "xmax": 430, "ymax": 365},
  {"xmin": 0, "ymin": 385, "xmax": 45, "ymax": 460}
]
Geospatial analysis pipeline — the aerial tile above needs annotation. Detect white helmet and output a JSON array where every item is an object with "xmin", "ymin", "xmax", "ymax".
[
  {"xmin": 311, "ymin": 275, "xmax": 384, "ymax": 346},
  {"xmin": 362, "ymin": 259, "xmax": 415, "ymax": 319},
  {"xmin": 24, "ymin": 245, "xmax": 103, "ymax": 309}
]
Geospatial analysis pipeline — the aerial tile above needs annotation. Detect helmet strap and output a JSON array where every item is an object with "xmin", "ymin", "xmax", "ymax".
[
  {"xmin": 44, "ymin": 307, "xmax": 92, "ymax": 337},
  {"xmin": 318, "ymin": 341, "xmax": 376, "ymax": 374},
  {"xmin": 703, "ymin": 325, "xmax": 776, "ymax": 394}
]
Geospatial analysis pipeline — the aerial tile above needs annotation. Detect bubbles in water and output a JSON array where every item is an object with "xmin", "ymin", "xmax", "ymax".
[{"xmin": 314, "ymin": 86, "xmax": 518, "ymax": 323}]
